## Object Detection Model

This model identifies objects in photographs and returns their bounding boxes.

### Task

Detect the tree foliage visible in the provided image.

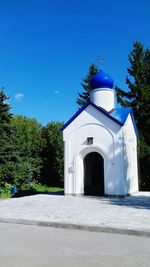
[116,41,150,190]
[0,99,64,190]
[76,63,98,106]
[0,90,15,184]
[41,122,64,187]
[11,115,43,189]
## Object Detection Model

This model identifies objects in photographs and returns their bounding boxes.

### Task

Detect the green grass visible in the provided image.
[33,184,63,193]
[0,184,64,199]
[0,192,12,199]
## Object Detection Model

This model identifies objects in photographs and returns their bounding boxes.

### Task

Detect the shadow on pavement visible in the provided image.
[107,195,150,210]
[12,190,64,198]
[84,194,150,210]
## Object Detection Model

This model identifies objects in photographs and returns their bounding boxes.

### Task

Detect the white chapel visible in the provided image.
[60,69,139,197]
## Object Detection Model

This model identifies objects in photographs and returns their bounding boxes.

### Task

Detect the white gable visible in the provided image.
[63,104,121,141]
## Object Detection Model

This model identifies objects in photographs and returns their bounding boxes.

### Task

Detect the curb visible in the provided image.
[0,218,150,238]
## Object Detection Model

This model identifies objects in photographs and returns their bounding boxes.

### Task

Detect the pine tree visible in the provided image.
[0,89,15,184]
[116,41,150,190]
[76,64,98,106]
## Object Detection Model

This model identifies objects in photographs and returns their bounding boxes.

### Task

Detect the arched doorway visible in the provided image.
[84,152,104,196]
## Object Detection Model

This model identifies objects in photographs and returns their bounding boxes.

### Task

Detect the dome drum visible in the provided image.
[89,69,115,112]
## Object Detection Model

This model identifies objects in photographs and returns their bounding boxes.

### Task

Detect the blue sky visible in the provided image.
[0,0,150,125]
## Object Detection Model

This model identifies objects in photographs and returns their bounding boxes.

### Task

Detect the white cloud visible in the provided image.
[53,90,60,95]
[14,93,24,101]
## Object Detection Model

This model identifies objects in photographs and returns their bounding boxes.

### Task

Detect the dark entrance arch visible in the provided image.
[84,152,104,196]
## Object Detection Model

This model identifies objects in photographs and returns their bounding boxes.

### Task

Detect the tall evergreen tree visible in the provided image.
[116,41,150,190]
[0,89,15,184]
[76,64,98,106]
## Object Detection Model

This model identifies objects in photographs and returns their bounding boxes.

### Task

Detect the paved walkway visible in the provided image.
[0,192,150,235]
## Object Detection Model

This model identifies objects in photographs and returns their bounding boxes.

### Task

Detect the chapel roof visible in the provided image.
[60,101,138,137]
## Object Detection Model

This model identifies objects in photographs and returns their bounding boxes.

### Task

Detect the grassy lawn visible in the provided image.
[0,191,11,199]
[0,185,64,199]
[33,184,63,193]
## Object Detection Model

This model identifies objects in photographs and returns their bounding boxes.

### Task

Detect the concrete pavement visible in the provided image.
[0,222,150,267]
[0,192,150,236]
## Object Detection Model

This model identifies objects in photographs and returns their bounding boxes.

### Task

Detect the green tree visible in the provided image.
[116,41,150,190]
[11,115,43,187]
[76,63,98,106]
[41,122,64,187]
[0,89,16,184]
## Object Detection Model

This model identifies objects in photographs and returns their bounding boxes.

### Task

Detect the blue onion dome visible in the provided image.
[90,69,114,89]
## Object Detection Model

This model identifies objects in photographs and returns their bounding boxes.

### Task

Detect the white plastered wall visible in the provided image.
[63,105,127,196]
[122,114,139,194]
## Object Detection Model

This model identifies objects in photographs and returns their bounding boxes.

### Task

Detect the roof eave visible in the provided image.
[60,101,124,132]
